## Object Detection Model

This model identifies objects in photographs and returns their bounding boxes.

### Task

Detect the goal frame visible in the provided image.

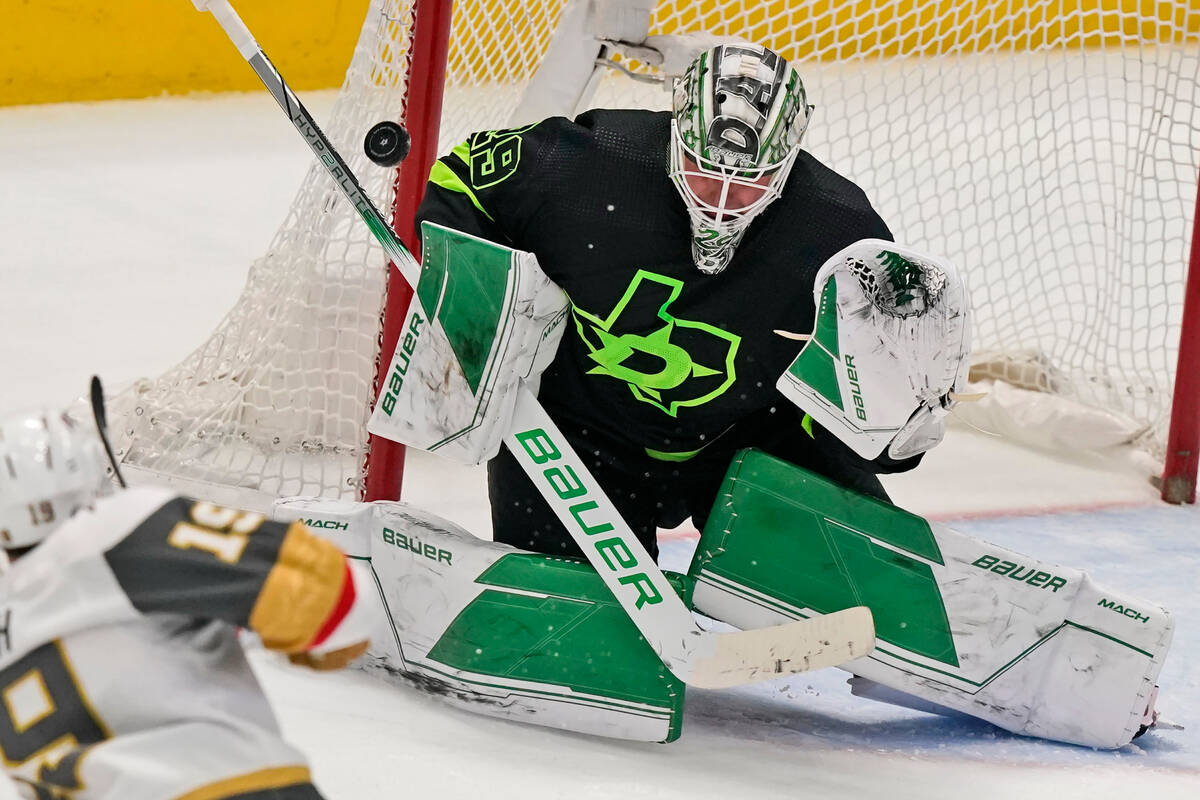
[361,0,453,502]
[1162,169,1200,504]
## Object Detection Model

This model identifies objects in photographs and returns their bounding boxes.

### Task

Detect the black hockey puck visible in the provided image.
[364,121,411,167]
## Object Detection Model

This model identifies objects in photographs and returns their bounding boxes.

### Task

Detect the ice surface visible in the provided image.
[0,94,1195,799]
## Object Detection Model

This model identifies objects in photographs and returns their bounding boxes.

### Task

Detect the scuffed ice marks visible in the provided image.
[364,655,513,709]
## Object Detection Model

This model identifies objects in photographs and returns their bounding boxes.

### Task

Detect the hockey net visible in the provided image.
[110,0,1200,510]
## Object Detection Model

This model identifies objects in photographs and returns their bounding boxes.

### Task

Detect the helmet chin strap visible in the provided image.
[90,375,126,489]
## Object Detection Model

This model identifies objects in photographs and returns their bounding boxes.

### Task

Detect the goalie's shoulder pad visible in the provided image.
[776,238,971,460]
[367,222,569,465]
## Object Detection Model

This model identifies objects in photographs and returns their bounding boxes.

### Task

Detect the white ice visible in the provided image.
[0,94,1196,799]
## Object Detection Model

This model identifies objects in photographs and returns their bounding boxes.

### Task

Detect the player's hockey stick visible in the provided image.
[190,0,875,689]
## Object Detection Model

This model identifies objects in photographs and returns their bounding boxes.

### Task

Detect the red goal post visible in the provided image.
[1163,174,1200,503]
[111,0,1200,510]
[361,0,453,502]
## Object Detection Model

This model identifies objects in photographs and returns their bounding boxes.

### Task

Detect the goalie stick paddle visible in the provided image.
[189,0,876,688]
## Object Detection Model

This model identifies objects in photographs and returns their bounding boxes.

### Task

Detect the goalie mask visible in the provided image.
[669,44,813,275]
[0,408,111,550]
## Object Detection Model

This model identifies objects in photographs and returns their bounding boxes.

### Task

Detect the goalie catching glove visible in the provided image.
[777,239,971,460]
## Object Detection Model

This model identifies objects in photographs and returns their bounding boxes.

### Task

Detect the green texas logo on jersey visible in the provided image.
[572,270,740,417]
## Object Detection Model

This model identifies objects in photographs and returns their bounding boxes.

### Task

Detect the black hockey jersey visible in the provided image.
[418,109,893,461]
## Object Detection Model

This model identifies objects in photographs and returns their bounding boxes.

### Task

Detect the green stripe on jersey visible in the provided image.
[429,144,494,221]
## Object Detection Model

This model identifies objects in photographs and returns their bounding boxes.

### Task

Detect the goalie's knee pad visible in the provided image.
[777,239,971,460]
[272,496,686,743]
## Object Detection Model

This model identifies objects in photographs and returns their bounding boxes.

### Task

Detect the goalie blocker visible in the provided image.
[367,221,569,464]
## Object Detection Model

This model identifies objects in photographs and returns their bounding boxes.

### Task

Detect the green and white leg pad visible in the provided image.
[273,497,685,742]
[367,221,570,465]
[777,239,971,460]
[688,450,1173,749]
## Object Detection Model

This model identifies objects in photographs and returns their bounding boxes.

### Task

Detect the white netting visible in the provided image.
[111,1,420,508]
[113,0,1199,509]
[111,0,572,509]
[592,0,1200,460]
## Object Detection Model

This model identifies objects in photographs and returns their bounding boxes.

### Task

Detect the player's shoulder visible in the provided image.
[18,486,178,566]
[448,110,667,188]
[517,109,669,161]
[571,108,671,154]
[788,150,879,212]
[3,488,229,593]
[788,151,870,198]
[787,149,873,201]
[572,107,671,134]
[0,487,182,658]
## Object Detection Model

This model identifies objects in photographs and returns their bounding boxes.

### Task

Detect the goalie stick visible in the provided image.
[189,0,875,689]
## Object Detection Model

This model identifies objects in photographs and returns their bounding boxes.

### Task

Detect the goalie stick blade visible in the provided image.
[686,606,876,689]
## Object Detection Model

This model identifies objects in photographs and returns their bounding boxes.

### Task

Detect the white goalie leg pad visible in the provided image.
[777,239,971,460]
[367,221,570,465]
[687,451,1174,749]
[848,539,1174,749]
[272,497,685,742]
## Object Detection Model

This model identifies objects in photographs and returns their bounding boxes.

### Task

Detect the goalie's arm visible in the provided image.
[417,122,560,251]
[419,148,515,247]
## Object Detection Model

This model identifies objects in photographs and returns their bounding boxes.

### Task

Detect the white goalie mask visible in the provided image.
[0,408,111,551]
[669,44,813,275]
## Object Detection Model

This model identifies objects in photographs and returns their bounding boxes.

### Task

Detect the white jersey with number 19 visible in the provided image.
[0,486,366,800]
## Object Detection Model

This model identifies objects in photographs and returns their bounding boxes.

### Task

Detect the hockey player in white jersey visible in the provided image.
[0,384,378,799]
